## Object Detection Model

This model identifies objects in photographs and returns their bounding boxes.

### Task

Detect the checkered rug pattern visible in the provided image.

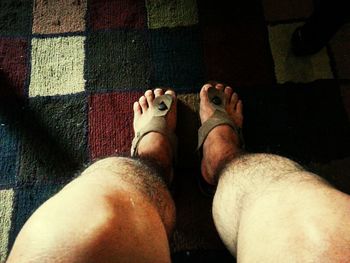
[1,0,350,261]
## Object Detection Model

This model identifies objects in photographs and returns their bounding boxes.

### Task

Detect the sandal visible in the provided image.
[197,86,245,196]
[131,93,177,183]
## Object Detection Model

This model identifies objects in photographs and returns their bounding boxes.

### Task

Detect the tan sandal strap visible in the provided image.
[197,110,239,150]
[131,116,177,157]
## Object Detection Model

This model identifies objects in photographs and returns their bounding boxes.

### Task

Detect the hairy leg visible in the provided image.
[7,89,177,263]
[7,157,175,263]
[213,154,350,262]
[199,82,350,261]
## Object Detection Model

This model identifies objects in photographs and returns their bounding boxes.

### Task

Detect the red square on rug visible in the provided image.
[0,38,28,97]
[88,92,142,160]
[89,0,146,30]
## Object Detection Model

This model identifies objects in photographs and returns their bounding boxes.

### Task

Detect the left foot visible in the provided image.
[199,82,244,185]
[132,89,177,179]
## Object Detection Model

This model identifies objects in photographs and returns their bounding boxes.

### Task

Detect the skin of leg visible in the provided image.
[198,82,350,261]
[7,157,175,263]
[212,153,350,262]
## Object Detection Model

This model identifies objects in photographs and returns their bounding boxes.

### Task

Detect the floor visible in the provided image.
[0,0,349,262]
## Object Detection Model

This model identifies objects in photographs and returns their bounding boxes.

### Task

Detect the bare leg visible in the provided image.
[199,83,350,262]
[7,89,177,263]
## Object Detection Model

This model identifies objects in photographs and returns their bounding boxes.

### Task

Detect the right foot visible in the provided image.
[199,82,244,185]
[133,88,177,182]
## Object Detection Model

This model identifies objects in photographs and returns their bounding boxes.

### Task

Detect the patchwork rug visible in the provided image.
[1,0,350,262]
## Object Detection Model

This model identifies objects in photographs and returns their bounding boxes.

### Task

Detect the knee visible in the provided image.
[79,156,176,235]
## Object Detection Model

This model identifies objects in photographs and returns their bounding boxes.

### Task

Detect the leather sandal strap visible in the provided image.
[131,117,177,158]
[197,110,240,150]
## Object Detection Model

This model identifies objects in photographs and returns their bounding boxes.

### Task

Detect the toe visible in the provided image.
[224,86,233,104]
[202,83,213,90]
[139,96,148,112]
[237,100,243,115]
[208,80,217,86]
[215,83,224,91]
[133,101,142,117]
[145,90,154,106]
[200,83,213,102]
[230,92,239,107]
[154,88,164,97]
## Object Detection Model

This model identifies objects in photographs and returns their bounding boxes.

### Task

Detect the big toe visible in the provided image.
[200,83,213,103]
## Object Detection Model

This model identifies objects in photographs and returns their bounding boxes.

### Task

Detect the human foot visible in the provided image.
[199,82,244,185]
[132,88,177,182]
